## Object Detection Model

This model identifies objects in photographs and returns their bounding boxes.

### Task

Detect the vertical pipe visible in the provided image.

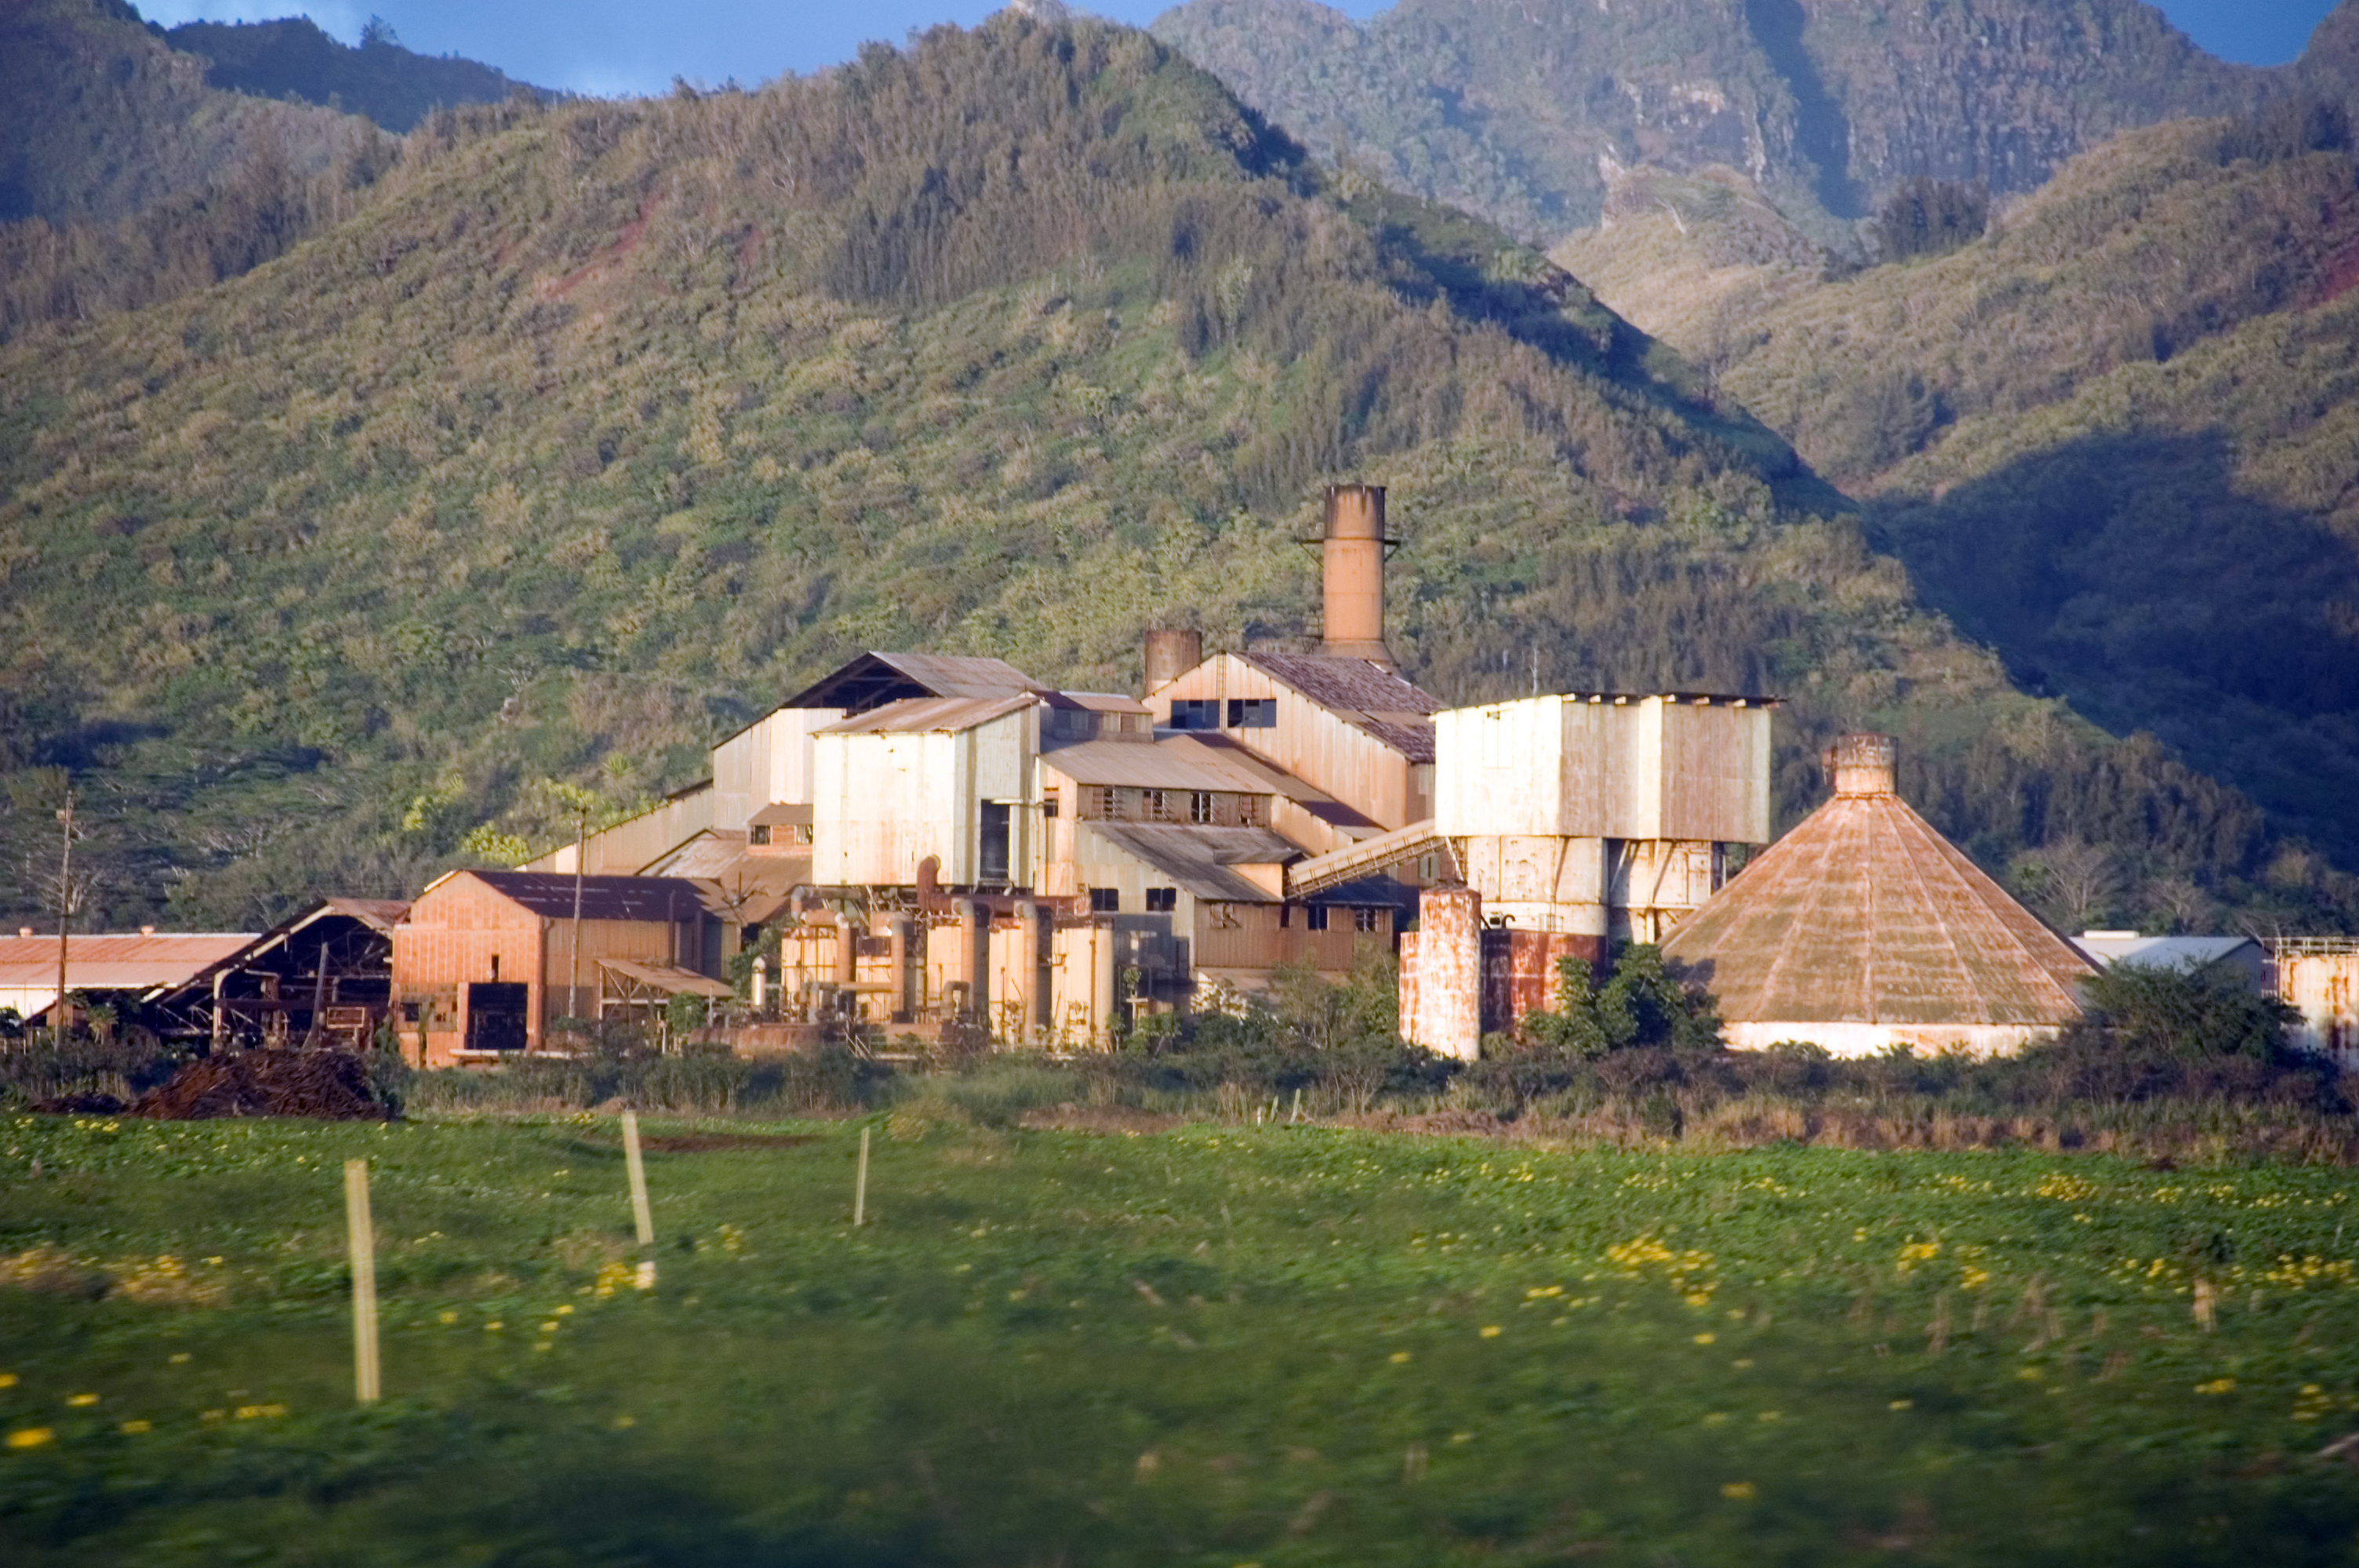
[964,899,992,1030]
[1022,902,1053,1040]
[853,1127,871,1227]
[52,787,71,1040]
[568,806,587,1022]
[344,1160,380,1404]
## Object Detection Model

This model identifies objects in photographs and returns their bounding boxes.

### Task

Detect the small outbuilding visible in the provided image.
[2070,932,2272,991]
[1659,734,2097,1057]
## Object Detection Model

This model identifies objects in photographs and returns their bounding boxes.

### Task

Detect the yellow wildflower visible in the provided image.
[118,1421,151,1435]
[1722,1483,1756,1499]
[1479,1325,1502,1338]
[65,1394,97,1407]
[7,1427,53,1450]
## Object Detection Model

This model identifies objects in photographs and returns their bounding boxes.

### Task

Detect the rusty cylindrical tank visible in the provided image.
[1143,628,1202,693]
[1320,483,1396,670]
[1825,733,1898,797]
[1405,886,1482,1061]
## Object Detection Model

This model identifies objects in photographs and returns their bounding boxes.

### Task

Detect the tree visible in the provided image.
[1872,177,1988,263]
[2060,959,2296,1063]
[1518,946,1721,1056]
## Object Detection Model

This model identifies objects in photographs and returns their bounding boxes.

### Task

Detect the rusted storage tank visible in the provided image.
[2273,940,2359,1074]
[1401,886,1482,1059]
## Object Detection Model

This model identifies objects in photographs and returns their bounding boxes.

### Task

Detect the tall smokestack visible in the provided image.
[1142,628,1201,693]
[1318,482,1396,670]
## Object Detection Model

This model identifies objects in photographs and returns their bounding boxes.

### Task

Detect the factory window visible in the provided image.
[1238,796,1263,826]
[1278,903,1290,928]
[1144,789,1173,822]
[1419,854,1438,881]
[1090,888,1120,913]
[1190,791,1213,824]
[1304,906,1329,931]
[1170,699,1219,730]
[1042,789,1060,820]
[1227,698,1276,728]
[791,824,813,844]
[750,824,771,845]
[1354,907,1379,932]
[1146,887,1177,913]
[1089,786,1117,818]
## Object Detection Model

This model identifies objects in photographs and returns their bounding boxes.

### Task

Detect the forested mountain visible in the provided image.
[0,0,358,226]
[1557,108,2359,891]
[1148,0,2353,245]
[0,0,398,343]
[0,15,2289,939]
[167,15,551,135]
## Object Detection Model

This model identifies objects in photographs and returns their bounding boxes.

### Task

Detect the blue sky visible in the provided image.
[135,0,2346,98]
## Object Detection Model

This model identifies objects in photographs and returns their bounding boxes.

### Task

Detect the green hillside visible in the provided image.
[1150,0,2314,246]
[1558,111,2359,891]
[0,17,2294,938]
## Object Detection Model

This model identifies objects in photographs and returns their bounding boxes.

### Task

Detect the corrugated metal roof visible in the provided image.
[777,652,1045,713]
[317,898,412,933]
[1180,732,1380,828]
[1239,652,1440,762]
[0,932,258,995]
[1041,735,1274,792]
[812,693,1037,735]
[2072,935,2268,973]
[598,959,735,998]
[455,872,717,923]
[1056,691,1151,713]
[1661,789,2096,1028]
[1085,823,1299,904]
[746,802,812,826]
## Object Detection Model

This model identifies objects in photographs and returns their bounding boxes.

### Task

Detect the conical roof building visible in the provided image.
[1661,735,2095,1056]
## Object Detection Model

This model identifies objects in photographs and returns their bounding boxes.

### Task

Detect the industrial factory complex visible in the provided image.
[8,485,2358,1074]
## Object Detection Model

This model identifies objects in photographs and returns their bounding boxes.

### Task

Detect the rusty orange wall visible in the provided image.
[1194,903,1393,972]
[1481,930,1604,1036]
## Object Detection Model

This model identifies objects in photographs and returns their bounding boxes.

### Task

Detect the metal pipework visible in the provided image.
[1315,483,1398,670]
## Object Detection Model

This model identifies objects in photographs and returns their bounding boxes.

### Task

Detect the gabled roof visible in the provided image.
[1084,823,1300,904]
[431,871,717,923]
[1662,775,2095,1028]
[813,693,1038,736]
[1239,651,1441,762]
[778,652,1044,715]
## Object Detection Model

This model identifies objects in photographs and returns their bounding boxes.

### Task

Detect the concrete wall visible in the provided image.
[1721,1020,2055,1059]
[1435,695,1769,844]
[1400,886,1482,1059]
[813,708,1036,887]
[2276,950,2359,1074]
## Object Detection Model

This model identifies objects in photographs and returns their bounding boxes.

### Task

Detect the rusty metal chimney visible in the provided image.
[1825,733,1898,797]
[1315,483,1398,670]
[1142,628,1201,693]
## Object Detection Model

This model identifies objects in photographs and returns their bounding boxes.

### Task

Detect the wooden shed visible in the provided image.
[391,871,729,1066]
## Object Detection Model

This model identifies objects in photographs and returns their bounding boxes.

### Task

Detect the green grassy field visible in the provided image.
[2,1110,2356,1565]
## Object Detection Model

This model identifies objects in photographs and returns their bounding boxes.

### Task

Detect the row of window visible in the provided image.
[1052,786,1264,826]
[1168,698,1277,730]
[1085,887,1379,929]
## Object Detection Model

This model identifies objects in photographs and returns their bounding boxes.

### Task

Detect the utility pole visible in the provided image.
[568,798,589,1025]
[52,786,73,1041]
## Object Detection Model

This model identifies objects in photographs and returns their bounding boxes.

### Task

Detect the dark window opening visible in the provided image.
[1227,698,1276,728]
[1305,906,1329,931]
[1354,907,1379,932]
[1146,887,1177,913]
[1090,887,1120,913]
[1144,789,1172,822]
[465,982,529,1051]
[750,824,771,845]
[1170,699,1220,730]
[489,953,500,982]
[1190,791,1213,824]
[1042,789,1060,819]
[980,801,1011,882]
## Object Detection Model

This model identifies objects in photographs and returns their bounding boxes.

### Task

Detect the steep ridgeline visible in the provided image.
[1148,0,2356,245]
[0,0,361,225]
[0,0,398,343]
[0,19,2278,938]
[1559,112,2359,909]
[168,16,554,135]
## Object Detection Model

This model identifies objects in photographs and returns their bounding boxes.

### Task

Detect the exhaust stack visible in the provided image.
[1142,628,1202,693]
[1318,482,1398,670]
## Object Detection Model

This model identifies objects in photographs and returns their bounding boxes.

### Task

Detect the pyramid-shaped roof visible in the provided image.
[1662,736,2095,1027]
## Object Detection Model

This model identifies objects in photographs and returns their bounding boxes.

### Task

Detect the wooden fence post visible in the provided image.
[622,1109,656,1287]
[854,1126,871,1227]
[344,1159,380,1404]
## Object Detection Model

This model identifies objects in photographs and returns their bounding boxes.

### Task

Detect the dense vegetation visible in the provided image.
[4,1109,2358,1562]
[0,14,2317,943]
[1556,109,2359,923]
[1149,0,2311,246]
[166,14,546,136]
